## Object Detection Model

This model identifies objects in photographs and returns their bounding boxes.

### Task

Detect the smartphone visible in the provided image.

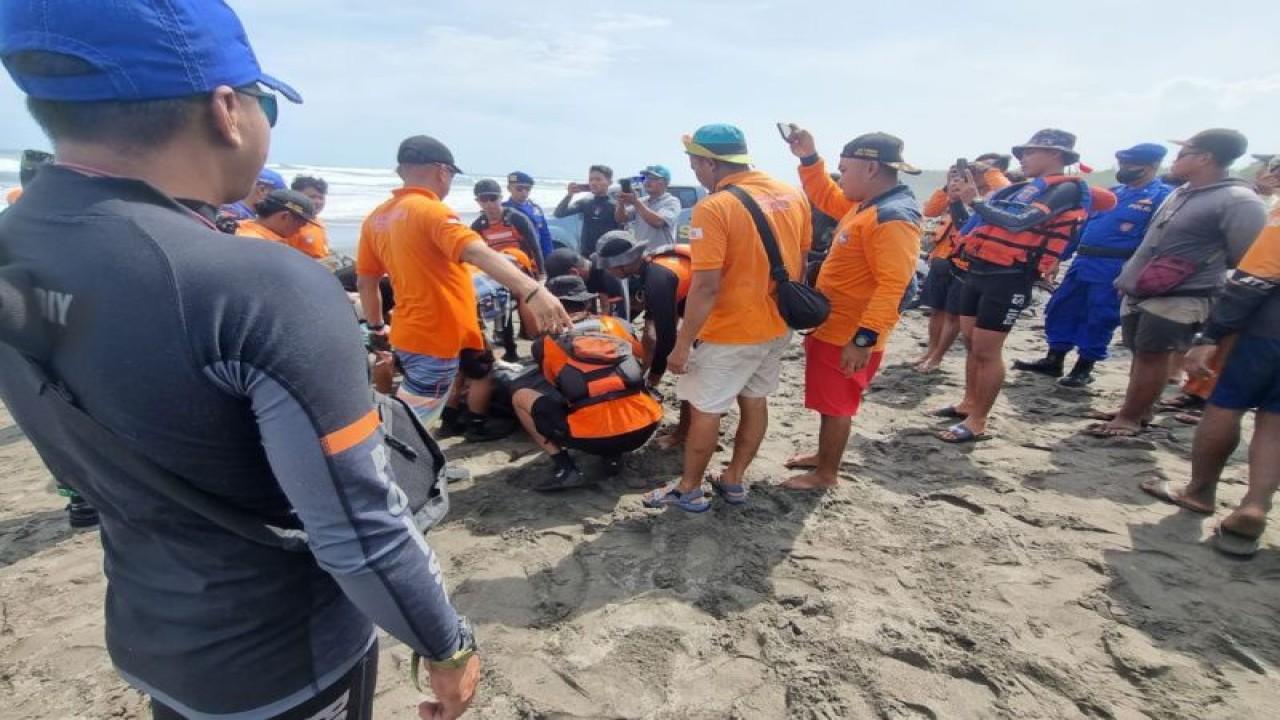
[777,122,797,142]
[620,178,632,194]
[955,158,968,176]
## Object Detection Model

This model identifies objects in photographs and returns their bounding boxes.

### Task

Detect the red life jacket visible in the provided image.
[959,176,1089,274]
[648,245,692,301]
[541,317,646,410]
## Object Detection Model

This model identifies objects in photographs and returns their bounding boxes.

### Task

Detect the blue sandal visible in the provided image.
[642,481,710,513]
[707,473,747,505]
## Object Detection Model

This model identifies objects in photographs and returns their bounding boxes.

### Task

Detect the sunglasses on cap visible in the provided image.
[236,84,278,128]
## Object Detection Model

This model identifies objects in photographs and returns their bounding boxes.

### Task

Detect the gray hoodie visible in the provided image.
[1114,177,1267,297]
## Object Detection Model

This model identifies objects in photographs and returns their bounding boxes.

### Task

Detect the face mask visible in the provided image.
[1115,167,1146,184]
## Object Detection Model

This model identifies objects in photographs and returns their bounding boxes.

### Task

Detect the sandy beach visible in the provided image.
[3,302,1279,720]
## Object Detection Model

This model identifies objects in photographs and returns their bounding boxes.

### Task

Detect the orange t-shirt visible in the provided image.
[687,170,812,344]
[799,161,922,349]
[355,187,483,357]
[287,220,331,259]
[235,219,287,243]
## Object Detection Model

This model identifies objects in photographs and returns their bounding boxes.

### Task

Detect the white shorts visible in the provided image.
[677,333,791,414]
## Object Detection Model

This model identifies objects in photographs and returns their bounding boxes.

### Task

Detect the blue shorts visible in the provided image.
[1209,334,1280,414]
[395,351,460,425]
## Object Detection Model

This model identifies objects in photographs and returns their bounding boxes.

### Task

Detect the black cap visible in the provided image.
[594,231,645,270]
[547,275,595,303]
[258,189,318,224]
[841,132,921,175]
[473,178,502,198]
[397,135,462,174]
[1170,129,1248,166]
[545,248,585,278]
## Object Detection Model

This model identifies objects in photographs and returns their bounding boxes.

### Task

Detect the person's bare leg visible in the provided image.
[1168,351,1186,385]
[1140,403,1242,512]
[783,413,851,489]
[940,316,978,414]
[677,406,723,494]
[512,389,561,455]
[466,375,495,415]
[1220,411,1280,538]
[655,401,691,449]
[719,395,769,488]
[916,311,945,366]
[932,312,961,366]
[942,327,1007,437]
[1100,350,1171,434]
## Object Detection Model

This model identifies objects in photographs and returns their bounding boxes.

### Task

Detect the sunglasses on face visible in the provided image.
[1174,150,1207,161]
[235,85,278,127]
[477,195,500,202]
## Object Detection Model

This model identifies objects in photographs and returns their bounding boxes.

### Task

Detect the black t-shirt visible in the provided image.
[634,261,682,377]
[556,194,622,257]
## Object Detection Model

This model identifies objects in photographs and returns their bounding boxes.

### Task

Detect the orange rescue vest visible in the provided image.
[648,245,692,301]
[542,317,646,409]
[959,176,1089,275]
[479,211,535,274]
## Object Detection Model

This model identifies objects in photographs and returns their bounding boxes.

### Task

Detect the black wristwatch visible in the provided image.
[1191,334,1219,347]
[852,329,878,348]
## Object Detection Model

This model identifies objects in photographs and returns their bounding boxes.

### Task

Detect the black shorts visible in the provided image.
[531,395,658,455]
[943,267,969,315]
[956,267,1034,332]
[153,641,378,719]
[1121,310,1199,353]
[918,258,956,310]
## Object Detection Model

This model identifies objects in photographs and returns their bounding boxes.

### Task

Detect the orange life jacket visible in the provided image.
[648,245,692,301]
[959,176,1089,275]
[541,317,645,409]
[479,211,536,275]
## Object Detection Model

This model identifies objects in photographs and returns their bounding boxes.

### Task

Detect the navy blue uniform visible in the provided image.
[503,197,554,259]
[1045,179,1173,360]
[0,167,461,718]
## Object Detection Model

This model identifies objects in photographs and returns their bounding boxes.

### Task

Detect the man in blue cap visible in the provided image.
[219,166,287,225]
[503,170,555,258]
[0,2,479,718]
[1015,143,1174,386]
[616,164,683,252]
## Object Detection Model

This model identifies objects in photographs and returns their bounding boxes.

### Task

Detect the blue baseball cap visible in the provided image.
[0,0,301,104]
[507,171,535,186]
[639,165,672,182]
[256,168,286,190]
[1115,143,1167,166]
[683,124,752,164]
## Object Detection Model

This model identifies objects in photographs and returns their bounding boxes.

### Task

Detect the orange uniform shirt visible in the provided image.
[687,170,812,344]
[287,220,331,259]
[235,219,287,243]
[5,187,21,205]
[355,187,483,357]
[799,161,921,349]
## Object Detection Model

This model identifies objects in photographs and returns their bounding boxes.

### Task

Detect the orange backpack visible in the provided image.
[541,319,645,409]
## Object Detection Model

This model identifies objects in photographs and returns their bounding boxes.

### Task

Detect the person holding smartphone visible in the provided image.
[615,165,682,252]
[554,164,623,257]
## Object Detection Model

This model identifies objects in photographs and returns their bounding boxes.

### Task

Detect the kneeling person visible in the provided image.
[512,276,663,490]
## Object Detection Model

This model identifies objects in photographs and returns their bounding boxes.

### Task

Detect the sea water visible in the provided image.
[0,151,578,256]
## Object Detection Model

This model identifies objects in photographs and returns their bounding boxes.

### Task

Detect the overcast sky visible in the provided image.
[2,0,1277,183]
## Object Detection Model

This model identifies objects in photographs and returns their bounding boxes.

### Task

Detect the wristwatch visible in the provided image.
[852,330,878,348]
[429,616,478,669]
[1190,334,1219,347]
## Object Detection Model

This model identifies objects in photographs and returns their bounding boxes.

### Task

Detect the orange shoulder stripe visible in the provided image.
[321,410,380,456]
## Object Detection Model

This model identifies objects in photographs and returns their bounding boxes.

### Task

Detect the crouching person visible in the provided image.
[512,276,663,490]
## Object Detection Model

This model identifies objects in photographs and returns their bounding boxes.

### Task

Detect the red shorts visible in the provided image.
[803,336,884,417]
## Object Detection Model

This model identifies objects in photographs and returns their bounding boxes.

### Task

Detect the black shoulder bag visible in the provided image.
[723,185,831,331]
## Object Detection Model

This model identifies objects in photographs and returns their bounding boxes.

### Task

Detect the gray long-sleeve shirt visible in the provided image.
[1114,177,1268,297]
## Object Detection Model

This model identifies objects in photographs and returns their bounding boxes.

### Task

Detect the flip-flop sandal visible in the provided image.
[1138,479,1214,515]
[1213,525,1261,558]
[930,405,969,420]
[1084,422,1145,438]
[783,455,819,470]
[1173,411,1202,425]
[1157,394,1206,411]
[937,423,989,444]
[641,481,710,513]
[707,473,747,505]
